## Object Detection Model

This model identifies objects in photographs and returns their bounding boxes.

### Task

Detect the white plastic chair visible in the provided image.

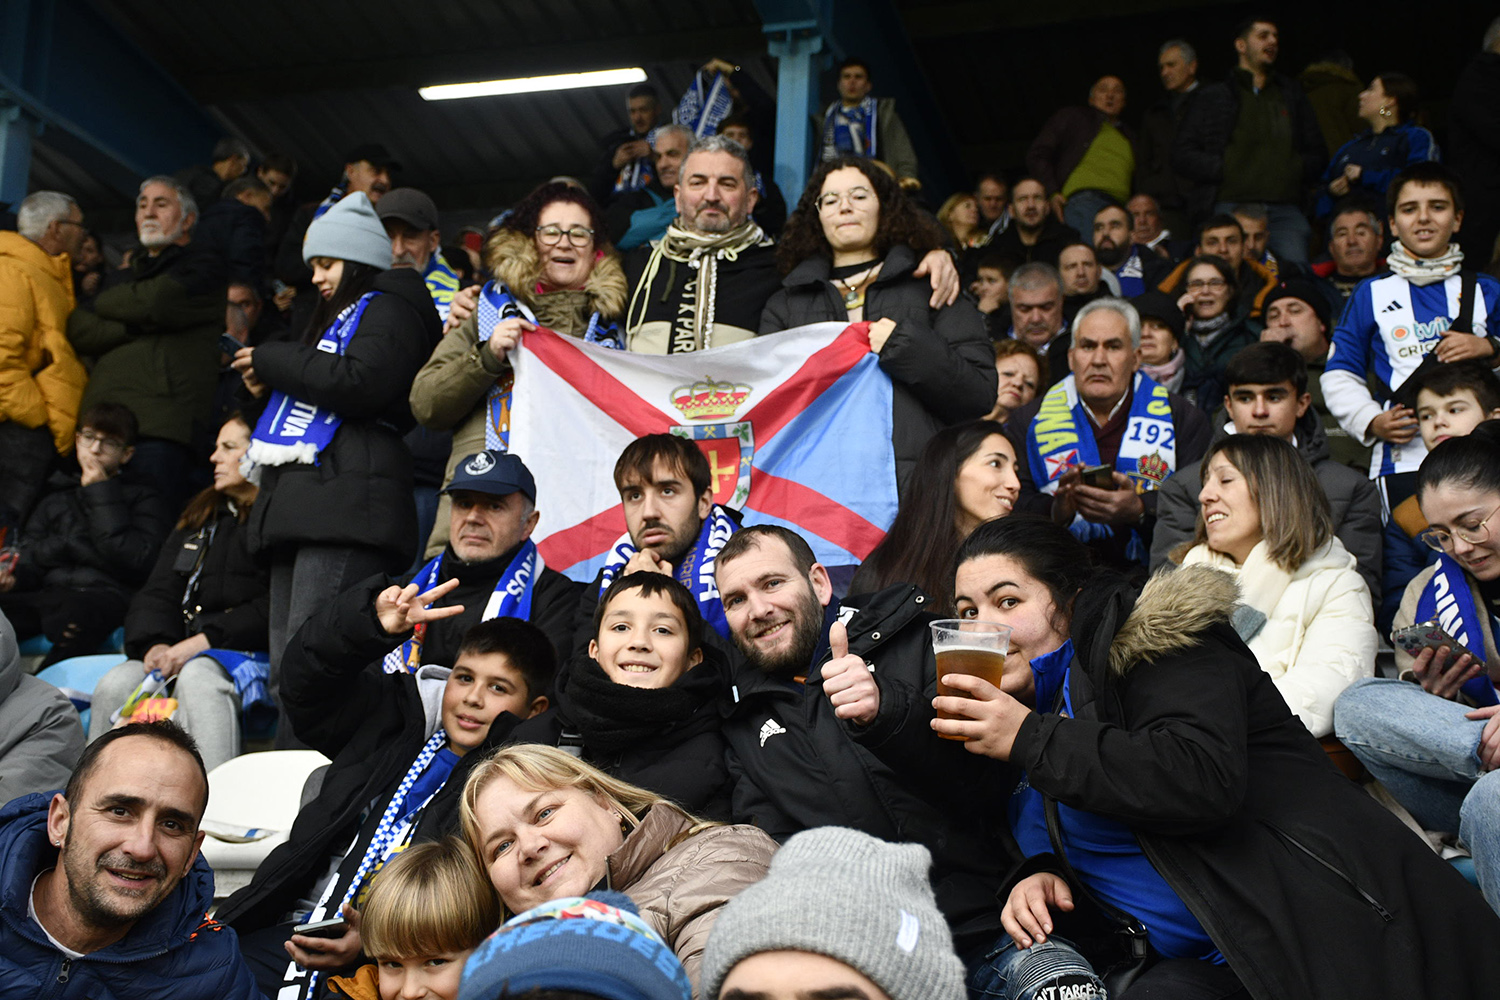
[200,750,330,899]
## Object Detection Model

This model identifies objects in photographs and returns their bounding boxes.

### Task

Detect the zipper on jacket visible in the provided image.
[1272,825,1394,922]
[56,957,70,983]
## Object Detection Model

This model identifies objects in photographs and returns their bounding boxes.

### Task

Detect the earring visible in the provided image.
[1379,105,1393,119]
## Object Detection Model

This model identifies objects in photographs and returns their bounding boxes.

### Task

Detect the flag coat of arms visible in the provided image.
[509,321,898,582]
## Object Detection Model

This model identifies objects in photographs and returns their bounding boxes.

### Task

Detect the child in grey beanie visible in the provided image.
[700,827,966,1000]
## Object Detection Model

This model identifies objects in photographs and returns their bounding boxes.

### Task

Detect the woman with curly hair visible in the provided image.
[410,181,627,556]
[761,156,996,490]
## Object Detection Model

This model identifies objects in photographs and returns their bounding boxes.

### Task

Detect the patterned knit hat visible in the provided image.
[458,892,691,1000]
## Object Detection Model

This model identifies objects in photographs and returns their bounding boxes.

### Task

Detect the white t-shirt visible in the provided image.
[29,871,86,960]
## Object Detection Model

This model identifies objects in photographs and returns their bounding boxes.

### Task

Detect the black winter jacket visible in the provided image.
[760,245,997,493]
[505,645,732,819]
[16,471,170,597]
[724,583,1018,950]
[124,499,270,657]
[396,542,583,667]
[1008,565,1500,999]
[246,267,440,568]
[1172,70,1326,223]
[215,576,520,933]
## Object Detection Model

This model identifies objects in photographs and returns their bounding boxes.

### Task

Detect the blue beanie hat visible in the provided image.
[458,892,692,1000]
[302,191,392,269]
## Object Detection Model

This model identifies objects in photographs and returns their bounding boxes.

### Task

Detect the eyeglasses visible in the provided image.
[536,225,595,247]
[78,428,127,452]
[1186,278,1228,291]
[817,187,875,212]
[1418,503,1500,553]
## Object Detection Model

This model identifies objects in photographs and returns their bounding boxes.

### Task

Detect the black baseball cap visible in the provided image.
[375,187,439,232]
[444,451,536,503]
[344,142,402,171]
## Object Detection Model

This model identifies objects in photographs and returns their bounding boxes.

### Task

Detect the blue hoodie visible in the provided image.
[0,790,264,1000]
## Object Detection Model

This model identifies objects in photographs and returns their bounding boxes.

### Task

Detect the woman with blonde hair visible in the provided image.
[460,743,775,996]
[937,191,985,249]
[1173,433,1375,736]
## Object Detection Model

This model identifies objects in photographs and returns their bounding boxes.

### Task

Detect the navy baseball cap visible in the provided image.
[444,451,536,503]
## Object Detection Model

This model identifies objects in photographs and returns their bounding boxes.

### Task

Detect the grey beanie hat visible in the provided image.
[302,191,393,269]
[701,828,966,1000]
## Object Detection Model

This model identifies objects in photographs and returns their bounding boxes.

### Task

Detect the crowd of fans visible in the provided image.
[5,12,1500,1000]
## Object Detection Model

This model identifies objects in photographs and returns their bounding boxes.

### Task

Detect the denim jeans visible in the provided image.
[1064,190,1116,244]
[1334,676,1500,912]
[1212,201,1312,266]
[966,935,1105,1000]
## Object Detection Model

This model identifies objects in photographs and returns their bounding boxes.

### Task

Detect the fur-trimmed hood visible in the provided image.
[484,227,628,320]
[1108,565,1240,674]
[1072,564,1241,679]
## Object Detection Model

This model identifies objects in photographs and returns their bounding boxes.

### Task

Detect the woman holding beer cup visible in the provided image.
[1171,434,1375,737]
[937,515,1500,999]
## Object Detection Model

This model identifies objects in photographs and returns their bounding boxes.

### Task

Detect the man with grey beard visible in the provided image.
[67,176,228,510]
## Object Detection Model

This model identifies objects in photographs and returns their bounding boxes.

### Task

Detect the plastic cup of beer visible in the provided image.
[930,619,1011,740]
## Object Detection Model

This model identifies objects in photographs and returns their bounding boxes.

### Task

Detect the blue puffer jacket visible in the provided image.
[0,791,264,1000]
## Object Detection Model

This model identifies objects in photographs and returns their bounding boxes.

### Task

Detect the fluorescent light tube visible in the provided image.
[419,67,648,100]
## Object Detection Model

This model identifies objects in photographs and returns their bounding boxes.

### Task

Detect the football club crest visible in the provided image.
[1134,451,1170,487]
[670,376,752,421]
[465,451,497,475]
[670,422,753,507]
[1043,448,1080,481]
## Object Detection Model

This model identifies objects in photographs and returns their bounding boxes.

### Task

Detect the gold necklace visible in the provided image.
[832,264,880,308]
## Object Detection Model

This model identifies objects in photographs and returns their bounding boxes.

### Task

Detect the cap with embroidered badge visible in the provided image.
[443,451,536,503]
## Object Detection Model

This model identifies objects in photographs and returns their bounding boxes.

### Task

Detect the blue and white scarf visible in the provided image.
[1024,372,1177,562]
[424,252,461,324]
[675,71,734,138]
[204,649,272,714]
[1413,554,1500,706]
[304,730,452,997]
[597,504,737,639]
[613,129,657,195]
[1113,246,1146,297]
[476,281,622,451]
[382,539,544,674]
[821,97,879,160]
[242,292,380,483]
[311,183,347,221]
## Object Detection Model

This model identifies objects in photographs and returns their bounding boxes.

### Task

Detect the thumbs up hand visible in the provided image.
[821,621,880,726]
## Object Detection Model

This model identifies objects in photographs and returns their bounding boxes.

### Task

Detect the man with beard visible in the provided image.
[986,177,1079,267]
[573,433,742,648]
[0,720,261,997]
[66,176,227,510]
[713,524,1017,967]
[377,187,461,323]
[1093,202,1157,296]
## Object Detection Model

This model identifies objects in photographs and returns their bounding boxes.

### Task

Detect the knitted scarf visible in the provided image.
[1187,311,1233,345]
[1140,347,1185,388]
[1387,242,1465,286]
[625,219,771,351]
[559,656,720,756]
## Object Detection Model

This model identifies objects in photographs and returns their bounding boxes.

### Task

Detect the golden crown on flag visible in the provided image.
[670,376,752,421]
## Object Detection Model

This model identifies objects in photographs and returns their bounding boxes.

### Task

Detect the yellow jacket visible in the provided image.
[0,231,87,451]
